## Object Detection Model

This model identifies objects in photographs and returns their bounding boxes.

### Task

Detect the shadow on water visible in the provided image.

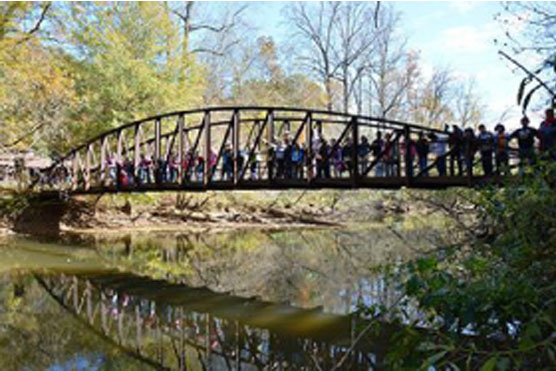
[0,226,441,370]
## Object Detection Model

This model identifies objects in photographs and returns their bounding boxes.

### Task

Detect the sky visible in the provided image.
[238,1,538,130]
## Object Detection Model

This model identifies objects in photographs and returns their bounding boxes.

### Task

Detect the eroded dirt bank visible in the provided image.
[61,191,390,233]
[2,189,422,236]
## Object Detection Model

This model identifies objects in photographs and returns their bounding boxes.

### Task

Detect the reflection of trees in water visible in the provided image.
[0,274,146,370]
[37,272,385,370]
[92,228,437,314]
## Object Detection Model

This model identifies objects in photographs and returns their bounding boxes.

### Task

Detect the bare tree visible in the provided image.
[362,4,420,119]
[453,78,484,129]
[496,2,556,107]
[170,2,250,104]
[333,2,380,112]
[286,2,380,112]
[287,2,340,110]
[410,66,455,129]
[170,1,248,56]
[497,2,556,57]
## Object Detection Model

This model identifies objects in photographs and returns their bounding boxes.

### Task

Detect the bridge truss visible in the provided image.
[35,106,512,195]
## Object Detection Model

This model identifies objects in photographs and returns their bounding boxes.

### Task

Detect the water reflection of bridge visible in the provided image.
[38,271,394,370]
[92,230,413,315]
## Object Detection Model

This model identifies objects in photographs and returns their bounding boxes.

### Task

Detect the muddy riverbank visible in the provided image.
[2,189,422,236]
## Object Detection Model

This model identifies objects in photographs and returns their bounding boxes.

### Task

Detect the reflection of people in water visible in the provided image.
[13,283,25,297]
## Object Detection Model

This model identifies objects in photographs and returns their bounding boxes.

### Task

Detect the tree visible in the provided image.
[0,2,51,46]
[228,36,327,108]
[0,2,75,153]
[333,2,380,113]
[371,163,556,369]
[453,78,484,129]
[408,66,455,129]
[52,2,205,152]
[170,1,247,57]
[286,2,380,112]
[497,2,556,111]
[362,5,419,119]
[170,2,249,105]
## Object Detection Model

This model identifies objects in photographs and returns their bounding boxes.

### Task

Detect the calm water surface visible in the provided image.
[0,224,441,370]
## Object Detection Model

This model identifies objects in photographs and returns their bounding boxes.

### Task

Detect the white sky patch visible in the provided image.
[450,1,477,14]
[436,23,499,54]
[419,60,435,81]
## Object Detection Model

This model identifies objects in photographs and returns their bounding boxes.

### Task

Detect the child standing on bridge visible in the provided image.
[494,124,509,175]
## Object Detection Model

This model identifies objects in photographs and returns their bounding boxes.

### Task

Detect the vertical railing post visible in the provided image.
[233,110,240,184]
[306,118,314,181]
[352,117,359,185]
[404,125,412,186]
[203,111,211,186]
[71,153,78,190]
[134,123,141,186]
[178,115,184,185]
[154,119,161,184]
[266,110,275,182]
[100,136,107,186]
[86,144,92,190]
[116,130,123,190]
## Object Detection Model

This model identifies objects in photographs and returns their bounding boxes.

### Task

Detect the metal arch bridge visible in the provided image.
[35,106,504,195]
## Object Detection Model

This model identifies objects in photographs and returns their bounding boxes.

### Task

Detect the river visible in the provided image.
[0,223,442,370]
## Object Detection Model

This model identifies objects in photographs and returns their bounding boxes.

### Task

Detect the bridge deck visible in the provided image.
[38,175,513,197]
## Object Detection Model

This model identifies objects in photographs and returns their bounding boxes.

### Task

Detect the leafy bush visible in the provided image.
[373,162,556,370]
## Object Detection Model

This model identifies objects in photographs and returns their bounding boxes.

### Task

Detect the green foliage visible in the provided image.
[0,2,206,154]
[56,2,205,152]
[380,163,556,370]
[0,189,30,220]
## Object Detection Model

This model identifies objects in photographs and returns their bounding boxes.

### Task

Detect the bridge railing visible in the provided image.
[32,107,524,193]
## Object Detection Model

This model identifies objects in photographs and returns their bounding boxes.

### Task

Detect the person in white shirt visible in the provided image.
[429,133,447,176]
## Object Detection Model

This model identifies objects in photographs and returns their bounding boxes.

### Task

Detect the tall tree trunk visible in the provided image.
[325,77,333,111]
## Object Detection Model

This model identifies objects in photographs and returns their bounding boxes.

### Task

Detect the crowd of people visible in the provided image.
[47,108,555,189]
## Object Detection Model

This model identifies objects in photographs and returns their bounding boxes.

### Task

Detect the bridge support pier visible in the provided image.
[13,195,67,236]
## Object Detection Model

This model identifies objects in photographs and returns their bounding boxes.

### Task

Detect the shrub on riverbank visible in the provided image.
[374,163,556,370]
